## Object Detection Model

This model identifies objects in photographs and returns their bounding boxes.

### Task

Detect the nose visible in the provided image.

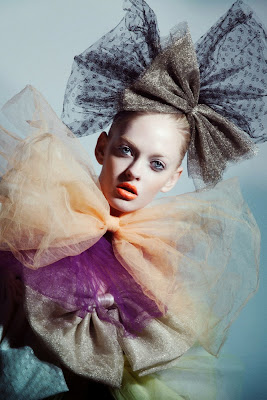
[125,159,142,181]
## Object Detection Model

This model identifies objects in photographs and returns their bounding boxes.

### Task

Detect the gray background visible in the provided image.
[0,1,266,398]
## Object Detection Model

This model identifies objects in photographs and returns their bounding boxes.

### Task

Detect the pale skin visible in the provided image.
[95,114,184,216]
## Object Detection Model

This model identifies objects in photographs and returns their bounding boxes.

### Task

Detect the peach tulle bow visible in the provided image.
[0,86,260,355]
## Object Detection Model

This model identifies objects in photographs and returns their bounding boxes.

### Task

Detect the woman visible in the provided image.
[0,0,265,398]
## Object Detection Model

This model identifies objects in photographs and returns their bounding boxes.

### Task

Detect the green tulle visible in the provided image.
[111,346,243,400]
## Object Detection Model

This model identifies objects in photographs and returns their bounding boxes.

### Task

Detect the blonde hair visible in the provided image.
[109,111,190,166]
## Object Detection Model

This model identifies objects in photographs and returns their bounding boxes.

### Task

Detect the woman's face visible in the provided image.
[95,114,183,215]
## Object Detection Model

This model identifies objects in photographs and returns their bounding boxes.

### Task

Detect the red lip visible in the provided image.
[118,182,138,195]
[116,182,138,200]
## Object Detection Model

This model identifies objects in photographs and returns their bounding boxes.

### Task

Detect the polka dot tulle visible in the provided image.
[62,0,160,136]
[62,0,266,143]
[196,0,267,144]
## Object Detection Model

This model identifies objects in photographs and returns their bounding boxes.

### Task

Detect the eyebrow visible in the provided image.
[116,137,137,150]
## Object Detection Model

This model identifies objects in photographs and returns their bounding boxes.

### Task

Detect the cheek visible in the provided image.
[140,176,167,202]
[149,173,171,192]
[110,155,132,177]
[101,154,115,178]
[101,155,127,183]
[145,169,177,197]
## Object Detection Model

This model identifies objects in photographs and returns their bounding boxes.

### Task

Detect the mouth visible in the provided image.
[116,182,138,200]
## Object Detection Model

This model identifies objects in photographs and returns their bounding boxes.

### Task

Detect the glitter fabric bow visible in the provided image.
[0,85,260,358]
[62,0,267,187]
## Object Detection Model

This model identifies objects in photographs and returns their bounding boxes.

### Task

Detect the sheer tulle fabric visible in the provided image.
[0,237,162,335]
[62,0,160,136]
[122,25,256,187]
[111,346,243,400]
[62,0,267,187]
[196,0,267,144]
[0,86,259,357]
[0,247,195,386]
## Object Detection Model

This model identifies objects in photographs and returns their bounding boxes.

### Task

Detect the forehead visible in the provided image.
[110,114,180,154]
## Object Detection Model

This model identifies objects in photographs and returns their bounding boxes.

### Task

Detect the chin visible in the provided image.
[109,198,140,216]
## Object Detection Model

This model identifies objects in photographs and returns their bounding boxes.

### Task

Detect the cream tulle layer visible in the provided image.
[0,86,260,356]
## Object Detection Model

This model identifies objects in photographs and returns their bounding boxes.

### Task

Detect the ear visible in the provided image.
[95,132,109,165]
[160,167,183,193]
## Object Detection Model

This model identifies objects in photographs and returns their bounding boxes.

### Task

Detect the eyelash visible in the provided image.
[151,160,165,171]
[117,145,165,171]
[118,145,133,156]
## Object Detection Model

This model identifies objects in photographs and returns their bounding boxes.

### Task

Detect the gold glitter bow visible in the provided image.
[62,0,266,187]
[122,27,256,187]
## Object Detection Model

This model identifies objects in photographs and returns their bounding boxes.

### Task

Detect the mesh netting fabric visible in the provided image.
[196,0,267,144]
[62,0,160,136]
[62,0,266,187]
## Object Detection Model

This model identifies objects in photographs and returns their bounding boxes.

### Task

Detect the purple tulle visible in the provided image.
[0,236,162,335]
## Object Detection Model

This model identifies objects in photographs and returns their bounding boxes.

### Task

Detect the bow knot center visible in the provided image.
[97,293,115,308]
[107,215,120,233]
[185,104,199,115]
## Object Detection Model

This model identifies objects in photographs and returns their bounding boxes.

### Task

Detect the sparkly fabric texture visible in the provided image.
[24,287,194,386]
[25,287,124,387]
[119,312,195,376]
[62,0,266,187]
[0,86,260,359]
[122,26,257,187]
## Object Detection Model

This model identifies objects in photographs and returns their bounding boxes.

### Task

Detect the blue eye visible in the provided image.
[118,145,132,156]
[151,160,165,171]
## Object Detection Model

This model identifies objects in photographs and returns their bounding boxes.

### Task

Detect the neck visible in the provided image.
[110,207,123,217]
